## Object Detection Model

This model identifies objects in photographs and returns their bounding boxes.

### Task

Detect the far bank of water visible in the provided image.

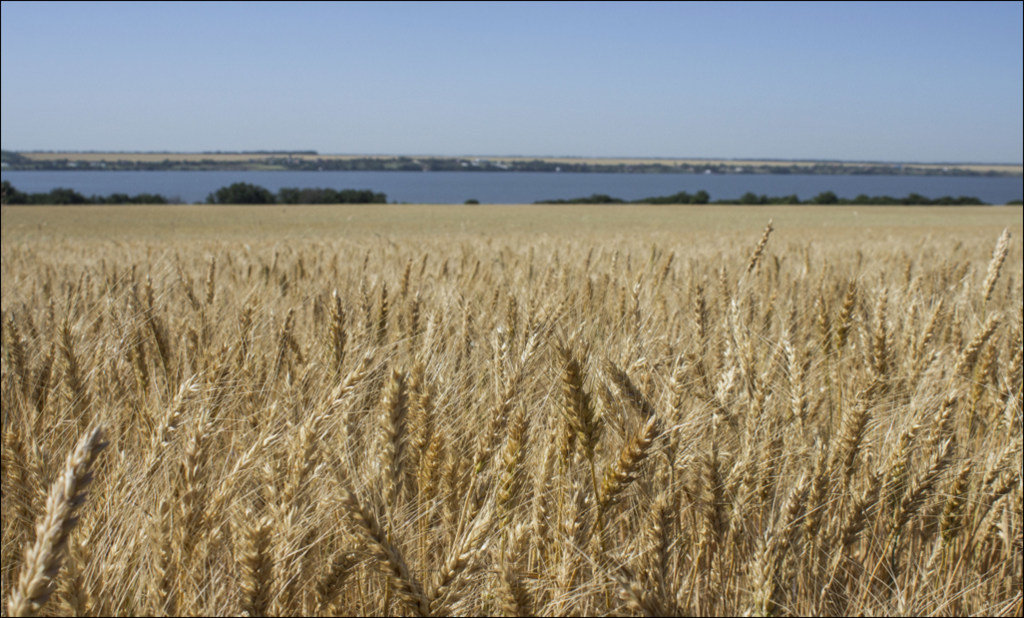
[2,170,1021,204]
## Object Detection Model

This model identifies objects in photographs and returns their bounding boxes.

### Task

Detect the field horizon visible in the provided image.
[4,204,1021,243]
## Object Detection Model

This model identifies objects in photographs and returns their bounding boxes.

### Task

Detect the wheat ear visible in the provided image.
[982,228,1010,302]
[337,486,429,617]
[746,219,774,274]
[8,426,106,618]
[238,511,273,618]
[599,414,659,511]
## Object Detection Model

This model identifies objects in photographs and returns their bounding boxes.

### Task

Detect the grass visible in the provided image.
[1,204,1021,616]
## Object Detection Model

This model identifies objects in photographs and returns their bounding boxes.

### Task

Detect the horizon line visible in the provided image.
[4,149,1022,167]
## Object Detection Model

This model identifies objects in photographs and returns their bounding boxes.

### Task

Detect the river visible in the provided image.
[2,170,1021,204]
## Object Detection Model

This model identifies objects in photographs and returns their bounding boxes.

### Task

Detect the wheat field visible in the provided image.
[1,205,1021,616]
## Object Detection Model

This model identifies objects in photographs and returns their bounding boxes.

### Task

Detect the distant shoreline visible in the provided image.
[3,151,1020,177]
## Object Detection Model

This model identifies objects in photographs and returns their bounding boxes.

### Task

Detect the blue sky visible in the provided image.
[2,1,1021,162]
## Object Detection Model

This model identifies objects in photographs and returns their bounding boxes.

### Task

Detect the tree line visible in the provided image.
[536,190,996,205]
[0,182,387,205]
[1,181,170,205]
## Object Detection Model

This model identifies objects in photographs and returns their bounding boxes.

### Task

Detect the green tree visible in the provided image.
[1,181,27,204]
[46,188,88,205]
[277,187,386,204]
[811,191,838,204]
[207,182,276,204]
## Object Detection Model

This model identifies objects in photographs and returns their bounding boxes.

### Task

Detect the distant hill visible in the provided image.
[3,150,1021,176]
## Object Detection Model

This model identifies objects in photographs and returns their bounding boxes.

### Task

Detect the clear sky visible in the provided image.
[2,1,1022,162]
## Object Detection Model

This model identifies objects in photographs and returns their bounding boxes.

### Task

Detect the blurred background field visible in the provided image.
[3,204,1020,244]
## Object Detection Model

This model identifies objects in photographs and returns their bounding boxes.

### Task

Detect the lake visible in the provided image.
[2,170,1021,204]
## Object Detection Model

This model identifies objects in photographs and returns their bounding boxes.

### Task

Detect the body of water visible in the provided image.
[2,170,1022,204]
